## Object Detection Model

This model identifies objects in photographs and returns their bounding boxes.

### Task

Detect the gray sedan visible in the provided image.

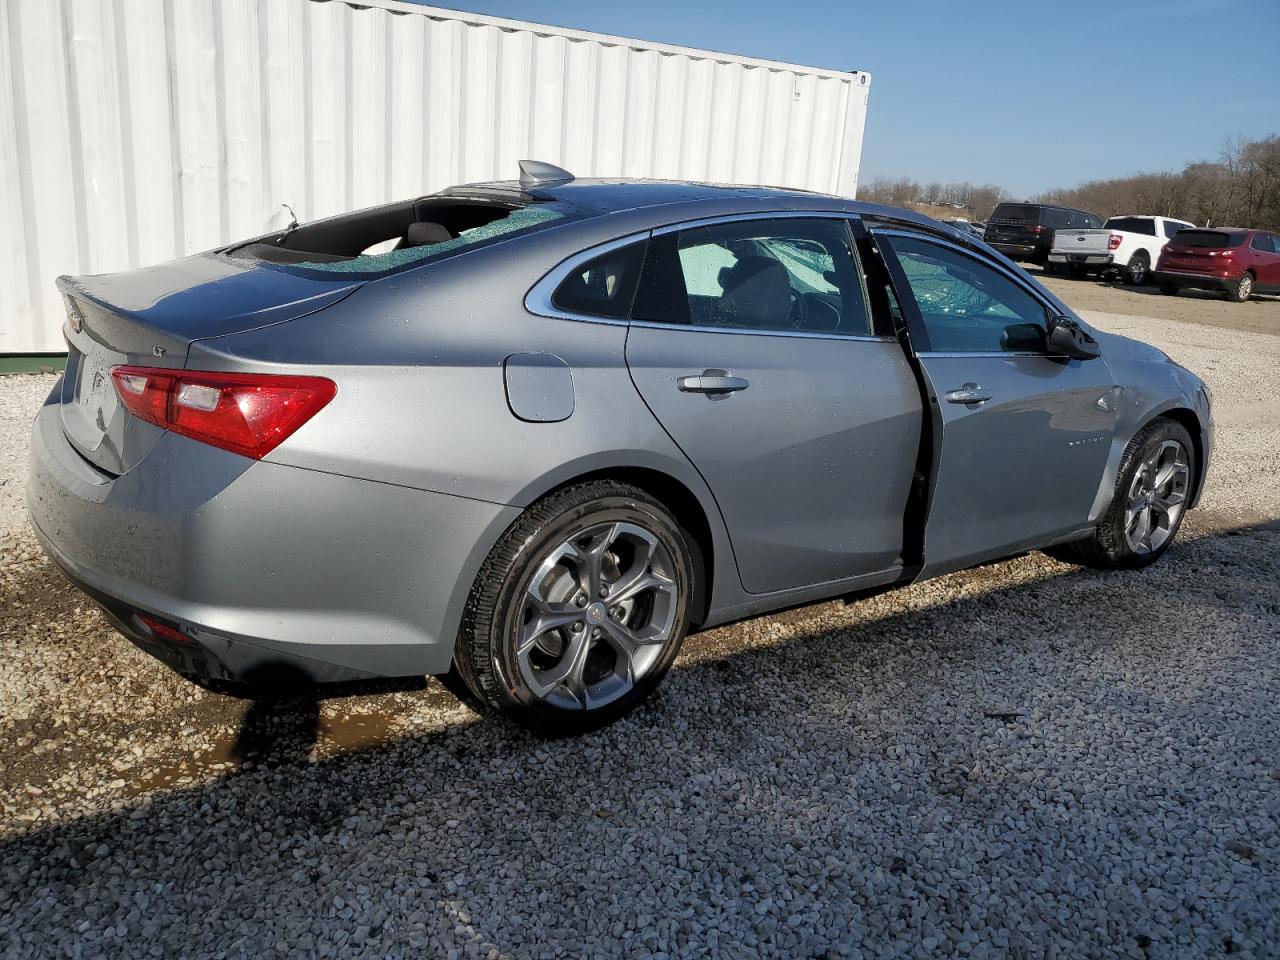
[28,162,1213,732]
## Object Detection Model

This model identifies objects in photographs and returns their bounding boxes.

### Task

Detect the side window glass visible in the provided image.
[551,241,646,319]
[886,235,1053,353]
[633,218,871,336]
[1250,232,1271,252]
[1163,221,1185,239]
[1045,208,1069,228]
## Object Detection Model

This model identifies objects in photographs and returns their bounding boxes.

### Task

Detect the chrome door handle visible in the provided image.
[944,383,992,405]
[677,369,750,395]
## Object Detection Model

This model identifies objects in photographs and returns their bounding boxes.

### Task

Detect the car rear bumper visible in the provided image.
[1049,253,1114,266]
[27,392,518,685]
[1154,269,1236,291]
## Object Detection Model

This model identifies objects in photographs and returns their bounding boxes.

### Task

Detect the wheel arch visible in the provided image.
[511,460,727,627]
[1156,407,1208,507]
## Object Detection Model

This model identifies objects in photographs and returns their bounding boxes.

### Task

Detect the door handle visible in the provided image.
[677,369,750,396]
[944,383,992,405]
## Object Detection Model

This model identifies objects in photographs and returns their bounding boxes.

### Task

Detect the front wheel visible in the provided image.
[1047,419,1195,569]
[454,481,697,734]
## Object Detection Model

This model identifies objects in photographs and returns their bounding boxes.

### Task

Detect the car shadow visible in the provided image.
[2,518,1278,954]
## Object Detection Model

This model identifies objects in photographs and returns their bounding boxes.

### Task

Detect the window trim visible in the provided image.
[525,232,650,326]
[872,227,1080,359]
[526,211,895,342]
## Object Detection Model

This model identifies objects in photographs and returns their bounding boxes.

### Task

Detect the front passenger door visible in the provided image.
[876,231,1120,576]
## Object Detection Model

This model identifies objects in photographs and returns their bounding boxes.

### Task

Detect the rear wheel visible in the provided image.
[1124,252,1151,286]
[1228,272,1254,302]
[454,481,696,734]
[1067,264,1088,280]
[1047,419,1194,569]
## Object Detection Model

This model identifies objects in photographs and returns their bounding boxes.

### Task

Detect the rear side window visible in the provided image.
[552,241,646,319]
[632,218,871,336]
[1250,232,1272,252]
[1175,231,1247,249]
[1044,208,1070,228]
[1105,217,1157,236]
[991,204,1040,223]
[1163,221,1189,239]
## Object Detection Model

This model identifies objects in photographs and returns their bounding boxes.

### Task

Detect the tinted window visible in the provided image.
[1162,221,1190,239]
[1044,208,1070,228]
[552,241,646,319]
[1175,231,1247,249]
[887,236,1052,353]
[632,218,871,336]
[1105,217,1157,236]
[1085,214,1103,228]
[991,204,1040,223]
[1250,232,1271,251]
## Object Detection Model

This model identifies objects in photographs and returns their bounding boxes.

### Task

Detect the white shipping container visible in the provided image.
[0,0,871,353]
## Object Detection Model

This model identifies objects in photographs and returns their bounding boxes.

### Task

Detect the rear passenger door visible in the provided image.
[875,229,1120,576]
[624,215,923,595]
[1252,233,1280,289]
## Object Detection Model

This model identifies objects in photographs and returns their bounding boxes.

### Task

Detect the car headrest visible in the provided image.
[405,221,453,246]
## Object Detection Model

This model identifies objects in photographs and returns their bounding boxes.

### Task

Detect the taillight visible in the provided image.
[1108,233,1122,251]
[1029,225,1044,234]
[110,366,336,460]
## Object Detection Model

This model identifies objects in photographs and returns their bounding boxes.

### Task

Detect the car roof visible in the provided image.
[444,176,950,231]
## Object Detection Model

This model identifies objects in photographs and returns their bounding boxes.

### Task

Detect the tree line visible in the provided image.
[859,134,1280,231]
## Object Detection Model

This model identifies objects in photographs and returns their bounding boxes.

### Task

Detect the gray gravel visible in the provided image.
[2,309,1279,959]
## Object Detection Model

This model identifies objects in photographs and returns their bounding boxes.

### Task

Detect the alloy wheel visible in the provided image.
[514,521,679,710]
[1123,440,1190,555]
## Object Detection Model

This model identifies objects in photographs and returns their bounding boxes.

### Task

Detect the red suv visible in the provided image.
[1155,228,1280,302]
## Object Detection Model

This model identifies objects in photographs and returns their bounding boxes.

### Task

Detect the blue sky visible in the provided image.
[415,0,1279,197]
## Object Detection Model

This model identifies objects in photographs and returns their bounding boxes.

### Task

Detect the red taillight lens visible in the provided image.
[110,366,336,460]
[1108,233,1122,251]
[1029,225,1044,234]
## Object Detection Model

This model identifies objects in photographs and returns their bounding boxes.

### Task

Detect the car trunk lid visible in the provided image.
[1052,229,1112,256]
[57,252,361,475]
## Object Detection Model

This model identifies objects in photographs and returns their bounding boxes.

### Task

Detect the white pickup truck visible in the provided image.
[1049,215,1195,285]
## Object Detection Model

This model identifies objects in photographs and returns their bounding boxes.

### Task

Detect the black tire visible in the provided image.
[1123,252,1151,286]
[454,481,697,734]
[1047,418,1195,570]
[1067,264,1088,280]
[1042,262,1060,277]
[1227,271,1254,303]
[1159,283,1179,296]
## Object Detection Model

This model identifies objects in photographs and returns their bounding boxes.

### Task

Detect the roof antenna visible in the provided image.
[519,159,574,188]
[277,202,300,245]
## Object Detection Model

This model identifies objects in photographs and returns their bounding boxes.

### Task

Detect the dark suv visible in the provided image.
[983,203,1103,265]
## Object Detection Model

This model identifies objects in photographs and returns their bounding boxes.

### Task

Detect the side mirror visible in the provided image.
[1000,322,1046,352]
[1047,316,1101,360]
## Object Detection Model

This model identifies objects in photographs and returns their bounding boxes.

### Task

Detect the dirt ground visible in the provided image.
[1033,265,1280,337]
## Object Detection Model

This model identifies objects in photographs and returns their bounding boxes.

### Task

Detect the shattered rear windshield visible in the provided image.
[286,205,568,275]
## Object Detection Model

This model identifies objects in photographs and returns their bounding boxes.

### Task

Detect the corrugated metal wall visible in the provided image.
[0,0,871,353]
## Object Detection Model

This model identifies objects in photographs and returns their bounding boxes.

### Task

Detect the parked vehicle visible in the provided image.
[1155,228,1280,302]
[983,203,1103,265]
[945,218,986,238]
[1049,215,1194,285]
[29,163,1213,732]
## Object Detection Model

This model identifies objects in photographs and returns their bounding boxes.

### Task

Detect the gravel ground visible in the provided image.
[2,306,1278,958]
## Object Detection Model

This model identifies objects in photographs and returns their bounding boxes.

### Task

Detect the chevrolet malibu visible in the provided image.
[29,163,1213,732]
